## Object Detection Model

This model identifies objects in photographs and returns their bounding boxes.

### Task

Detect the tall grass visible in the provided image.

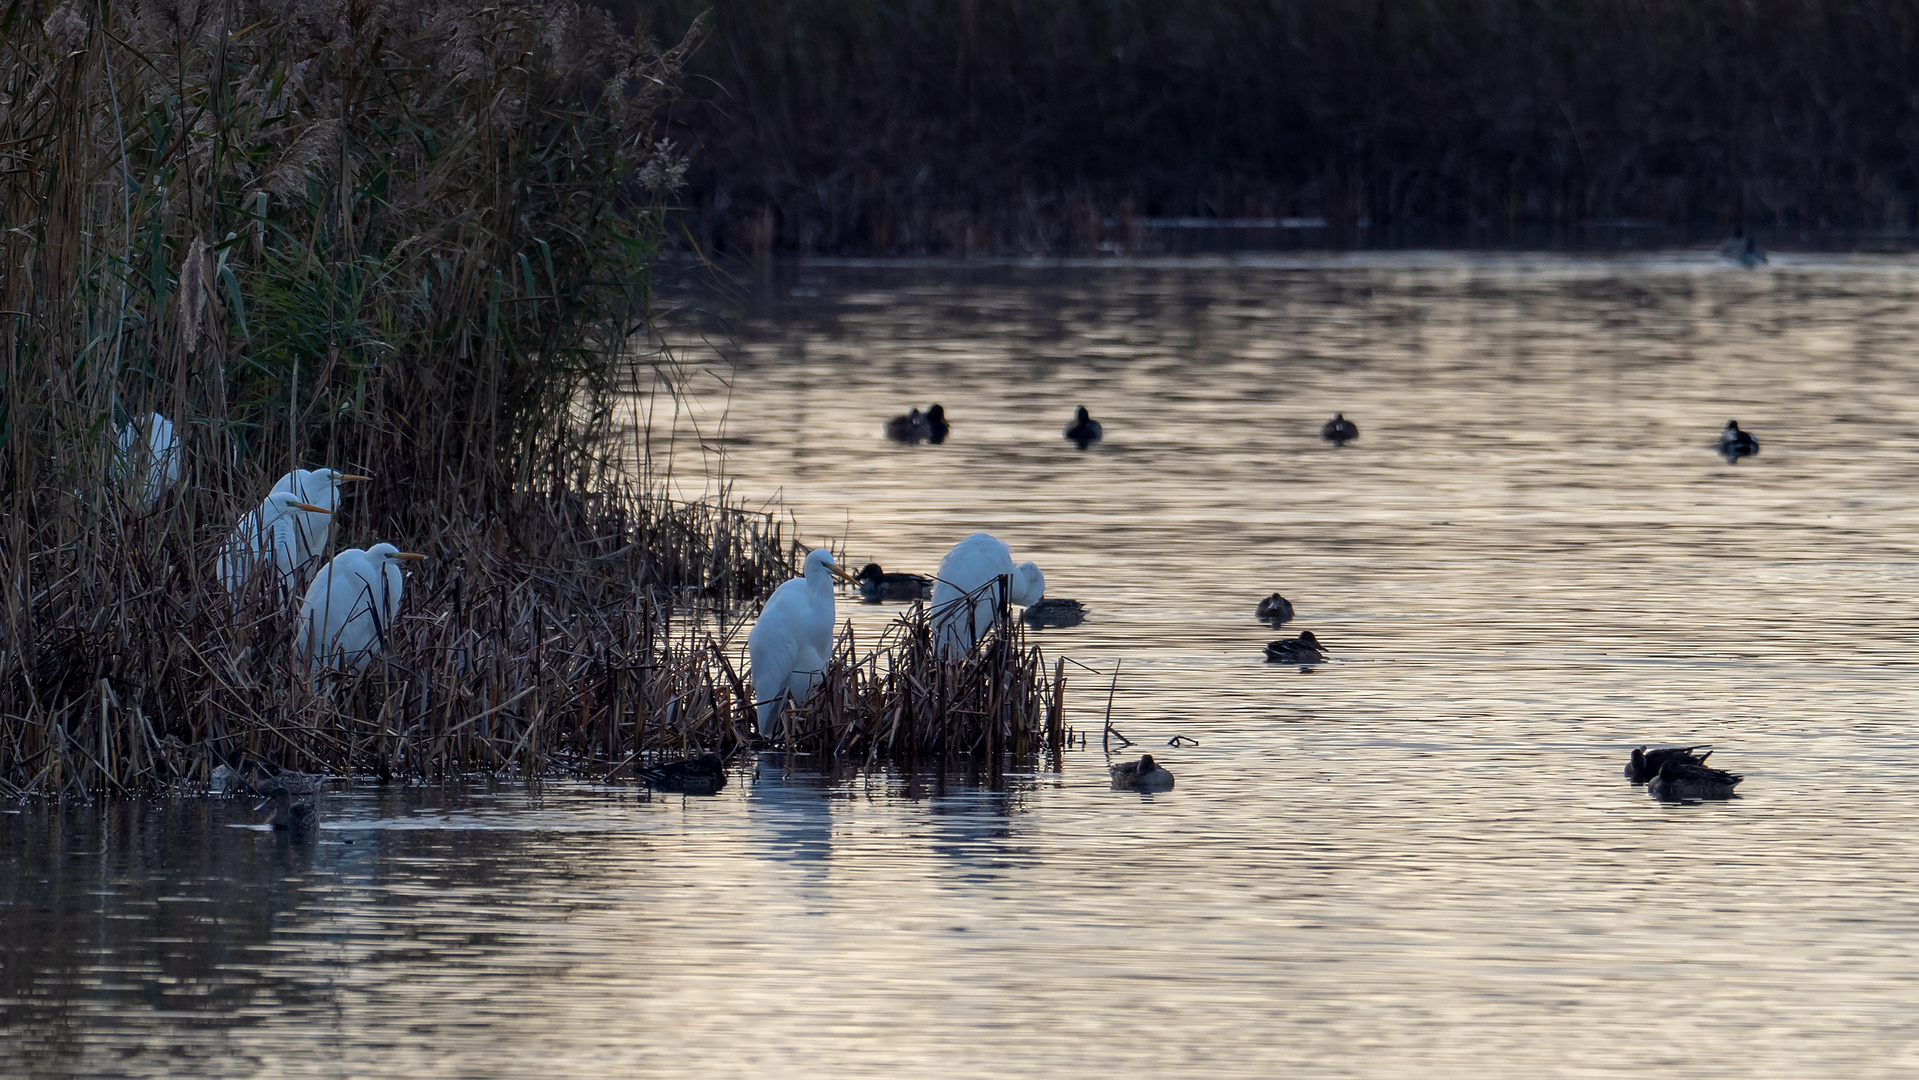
[620,0,1919,254]
[0,0,780,794]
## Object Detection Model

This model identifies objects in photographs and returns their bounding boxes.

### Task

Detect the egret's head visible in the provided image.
[1010,561,1045,606]
[368,542,427,563]
[805,548,851,583]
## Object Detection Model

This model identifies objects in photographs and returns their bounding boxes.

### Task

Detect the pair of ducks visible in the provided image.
[883,404,950,445]
[1256,592,1328,665]
[1625,745,1744,801]
[854,561,1087,627]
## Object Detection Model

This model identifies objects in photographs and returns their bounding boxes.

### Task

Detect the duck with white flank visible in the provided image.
[1111,755,1175,791]
[1624,745,1712,784]
[1322,413,1359,446]
[1647,758,1744,801]
[1256,593,1295,625]
[1264,630,1326,665]
[1718,420,1759,463]
[1064,405,1103,449]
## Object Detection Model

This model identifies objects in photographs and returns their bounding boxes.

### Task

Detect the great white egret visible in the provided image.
[218,491,331,598]
[298,542,426,674]
[929,532,1044,656]
[1111,754,1175,791]
[747,548,842,735]
[116,413,180,508]
[269,468,371,569]
[1321,413,1359,446]
[1718,420,1758,463]
[1064,405,1102,449]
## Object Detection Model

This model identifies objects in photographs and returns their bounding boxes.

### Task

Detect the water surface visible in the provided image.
[12,252,1919,1076]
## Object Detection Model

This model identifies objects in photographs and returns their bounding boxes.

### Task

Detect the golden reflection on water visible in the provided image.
[14,253,1919,1076]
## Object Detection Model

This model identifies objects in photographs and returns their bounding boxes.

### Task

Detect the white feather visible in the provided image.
[929,533,1045,655]
[746,549,839,734]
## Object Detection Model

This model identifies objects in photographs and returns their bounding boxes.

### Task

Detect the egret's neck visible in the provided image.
[806,562,833,594]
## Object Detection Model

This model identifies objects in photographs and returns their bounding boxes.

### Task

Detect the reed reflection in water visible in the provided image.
[12,253,1919,1076]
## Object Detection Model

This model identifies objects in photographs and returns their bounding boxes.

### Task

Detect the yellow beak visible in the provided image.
[338,474,373,482]
[394,552,428,560]
[292,502,331,514]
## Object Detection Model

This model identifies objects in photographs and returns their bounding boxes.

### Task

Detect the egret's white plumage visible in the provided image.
[298,542,426,674]
[269,468,370,570]
[929,533,1045,655]
[219,491,331,598]
[747,548,840,734]
[116,413,180,508]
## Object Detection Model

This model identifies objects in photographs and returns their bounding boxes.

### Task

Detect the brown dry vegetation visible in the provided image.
[614,0,1919,255]
[0,0,1067,795]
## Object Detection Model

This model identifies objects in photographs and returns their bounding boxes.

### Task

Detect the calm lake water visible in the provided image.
[12,252,1919,1077]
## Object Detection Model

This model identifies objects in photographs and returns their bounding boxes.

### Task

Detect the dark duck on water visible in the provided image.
[1321,413,1359,446]
[924,404,950,444]
[639,752,729,795]
[1111,754,1175,791]
[1264,630,1326,664]
[1624,745,1712,784]
[1647,758,1744,801]
[854,563,931,603]
[1256,593,1295,625]
[1064,405,1103,449]
[884,408,931,444]
[1718,420,1759,463]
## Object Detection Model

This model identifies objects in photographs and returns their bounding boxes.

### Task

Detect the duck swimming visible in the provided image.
[1718,227,1767,268]
[639,752,728,795]
[884,408,931,444]
[1624,745,1712,784]
[1255,593,1295,625]
[1718,420,1759,463]
[1321,413,1359,447]
[1111,754,1175,791]
[1064,405,1102,450]
[1022,597,1086,628]
[854,563,931,603]
[1264,630,1326,664]
[256,786,319,831]
[1647,758,1744,801]
[925,404,950,444]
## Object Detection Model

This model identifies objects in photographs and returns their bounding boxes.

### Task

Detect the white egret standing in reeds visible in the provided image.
[298,543,426,674]
[930,533,1044,656]
[116,413,180,509]
[269,468,370,569]
[218,492,331,598]
[747,548,843,734]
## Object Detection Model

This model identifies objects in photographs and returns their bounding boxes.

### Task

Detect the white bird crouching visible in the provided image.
[116,413,180,509]
[929,533,1045,656]
[298,543,426,674]
[219,491,332,599]
[747,548,841,736]
[269,468,371,574]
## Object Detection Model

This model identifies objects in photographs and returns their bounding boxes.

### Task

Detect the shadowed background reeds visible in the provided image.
[609,0,1919,255]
